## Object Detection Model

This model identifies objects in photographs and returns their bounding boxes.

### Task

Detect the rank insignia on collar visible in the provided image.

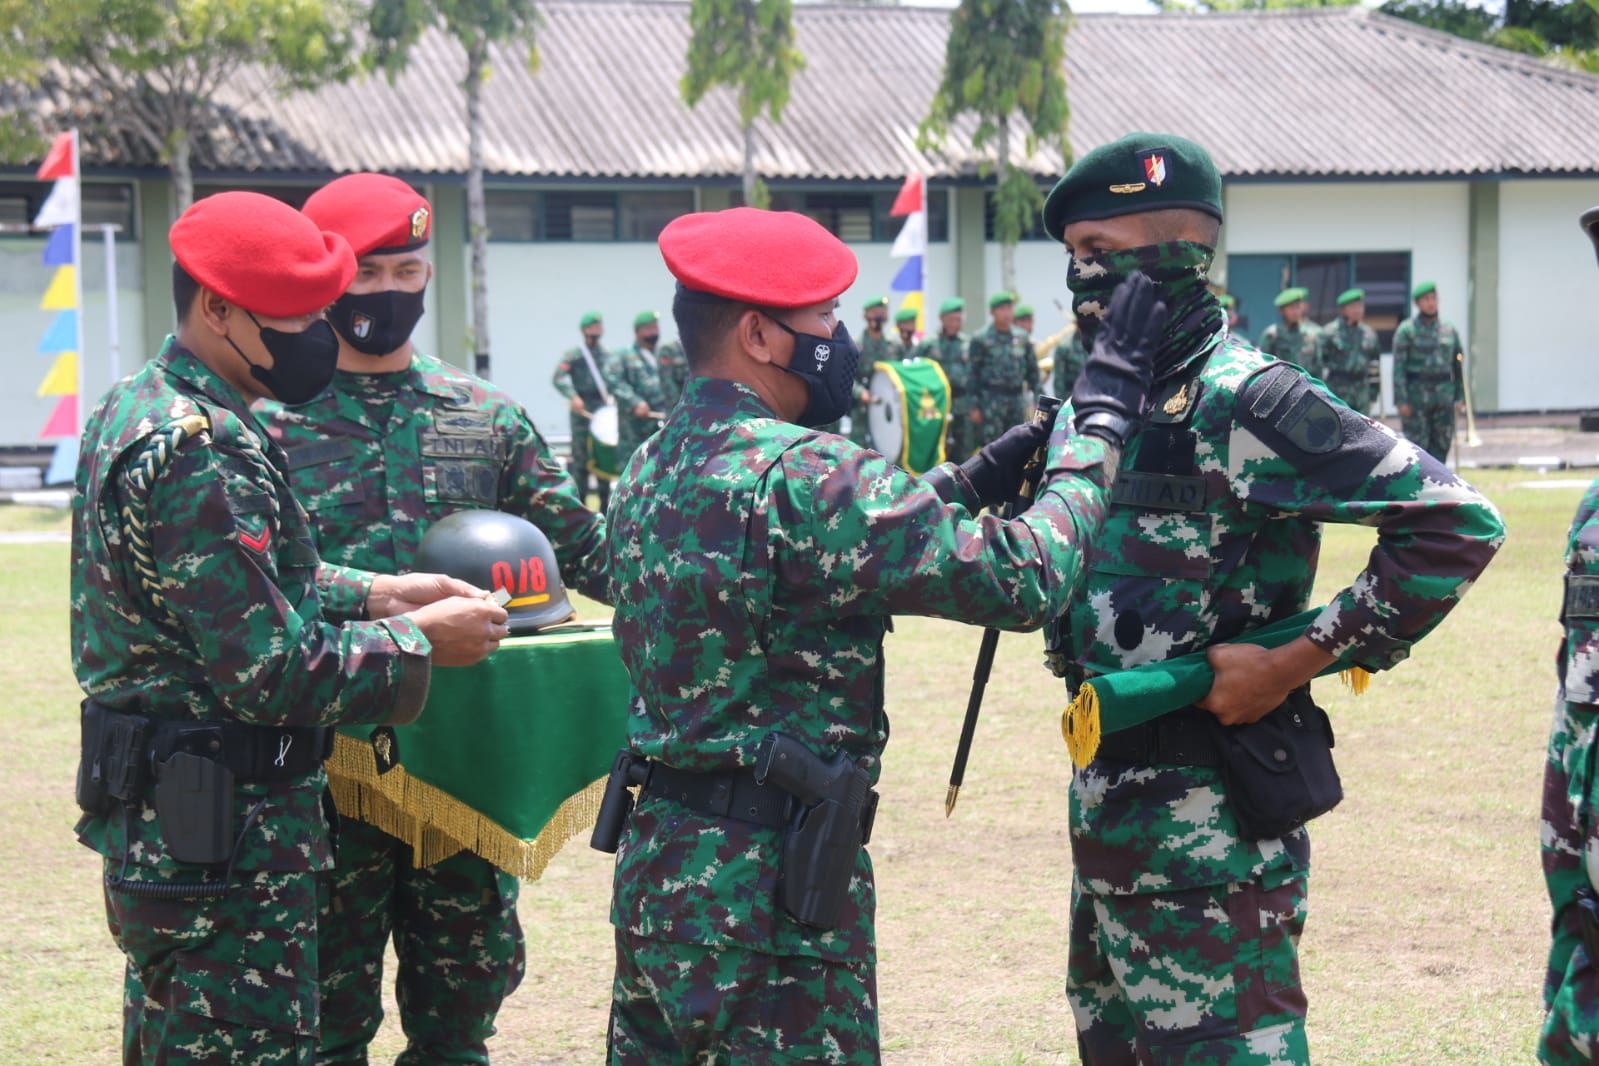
[1143,152,1168,187]
[409,206,430,239]
[1163,382,1191,416]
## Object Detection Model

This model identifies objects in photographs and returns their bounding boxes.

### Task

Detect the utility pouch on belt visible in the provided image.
[1210,687,1342,841]
[76,700,149,816]
[756,732,879,930]
[154,752,236,866]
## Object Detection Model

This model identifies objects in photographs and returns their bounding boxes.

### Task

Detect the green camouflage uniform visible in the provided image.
[72,339,433,1065]
[915,330,972,461]
[603,343,670,467]
[851,328,899,446]
[604,375,1118,1063]
[1393,314,1465,463]
[967,323,1040,447]
[1055,331,1504,1065]
[259,351,608,1065]
[1051,330,1090,400]
[1316,317,1380,412]
[654,339,690,410]
[551,341,613,497]
[1256,319,1321,373]
[889,330,919,362]
[1541,475,1599,1064]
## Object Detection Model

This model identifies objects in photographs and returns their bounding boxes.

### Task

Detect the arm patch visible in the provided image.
[1236,363,1391,487]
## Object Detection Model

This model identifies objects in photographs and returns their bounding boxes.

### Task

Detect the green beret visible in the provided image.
[864,295,889,312]
[1336,288,1365,306]
[1218,294,1236,309]
[633,309,659,329]
[1042,132,1224,242]
[1412,280,1437,300]
[938,297,964,315]
[1273,287,1308,309]
[1015,303,1035,318]
[989,291,1015,310]
[895,306,918,325]
[579,310,602,328]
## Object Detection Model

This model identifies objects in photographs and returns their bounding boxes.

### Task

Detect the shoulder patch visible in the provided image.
[1237,362,1392,486]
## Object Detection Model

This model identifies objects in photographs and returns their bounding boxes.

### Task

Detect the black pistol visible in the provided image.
[590,749,648,854]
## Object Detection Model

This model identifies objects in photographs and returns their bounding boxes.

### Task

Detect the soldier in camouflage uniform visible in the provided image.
[1539,208,1599,1065]
[552,310,614,510]
[1257,286,1321,373]
[968,291,1042,448]
[915,296,973,461]
[1316,287,1381,412]
[602,205,1164,1062]
[259,175,610,1066]
[851,295,894,445]
[1220,292,1241,335]
[603,310,671,466]
[1393,280,1466,463]
[1042,133,1504,1065]
[654,335,690,410]
[1014,302,1036,337]
[889,304,920,359]
[1051,326,1089,401]
[71,192,506,1065]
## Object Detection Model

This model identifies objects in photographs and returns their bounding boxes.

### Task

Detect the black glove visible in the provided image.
[1071,271,1169,447]
[930,420,1049,513]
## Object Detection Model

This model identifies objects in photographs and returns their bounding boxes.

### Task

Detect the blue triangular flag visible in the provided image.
[891,255,923,293]
[42,224,74,266]
[45,437,80,486]
[38,310,76,354]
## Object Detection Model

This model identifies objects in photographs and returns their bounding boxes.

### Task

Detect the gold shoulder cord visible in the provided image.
[119,414,211,625]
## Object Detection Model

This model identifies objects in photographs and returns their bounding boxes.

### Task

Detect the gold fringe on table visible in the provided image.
[326,732,607,882]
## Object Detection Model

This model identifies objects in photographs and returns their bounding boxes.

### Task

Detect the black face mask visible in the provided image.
[770,317,859,428]
[328,288,426,356]
[226,311,340,406]
[639,333,660,349]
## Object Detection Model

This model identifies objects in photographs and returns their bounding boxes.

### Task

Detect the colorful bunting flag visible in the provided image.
[34,176,79,229]
[890,173,924,218]
[42,224,74,265]
[888,173,929,332]
[37,352,78,396]
[31,129,83,472]
[891,255,923,293]
[41,266,77,311]
[37,311,76,354]
[36,132,75,181]
[39,394,77,438]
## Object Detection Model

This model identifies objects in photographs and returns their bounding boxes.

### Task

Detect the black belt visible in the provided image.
[1092,706,1222,768]
[104,706,332,784]
[642,762,794,830]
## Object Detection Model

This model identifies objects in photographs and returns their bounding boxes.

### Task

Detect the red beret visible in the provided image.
[659,208,858,308]
[170,192,355,318]
[302,173,433,257]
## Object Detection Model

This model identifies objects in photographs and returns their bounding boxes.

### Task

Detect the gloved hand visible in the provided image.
[1071,271,1169,447]
[947,419,1050,512]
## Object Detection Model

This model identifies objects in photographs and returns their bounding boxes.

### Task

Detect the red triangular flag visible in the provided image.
[36,132,75,181]
[889,174,923,218]
[40,393,77,438]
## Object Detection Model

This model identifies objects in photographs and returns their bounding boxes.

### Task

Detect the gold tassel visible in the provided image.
[325,733,606,881]
[1061,683,1102,770]
[1339,666,1373,695]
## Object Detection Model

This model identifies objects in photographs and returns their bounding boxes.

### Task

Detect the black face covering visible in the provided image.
[639,333,660,349]
[226,311,340,406]
[327,288,426,356]
[769,317,860,428]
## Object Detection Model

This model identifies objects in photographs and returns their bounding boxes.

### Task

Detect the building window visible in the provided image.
[619,190,693,241]
[194,183,319,209]
[486,191,539,241]
[0,180,137,239]
[735,187,950,242]
[1228,251,1411,350]
[543,191,617,241]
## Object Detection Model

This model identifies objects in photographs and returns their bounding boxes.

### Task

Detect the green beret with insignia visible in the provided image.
[939,297,964,314]
[1042,131,1224,243]
[1015,303,1034,318]
[989,291,1016,310]
[1273,287,1308,309]
[1412,280,1437,300]
[1336,288,1365,306]
[1218,294,1236,309]
[895,306,918,325]
[579,310,602,328]
[633,309,658,328]
[864,295,890,312]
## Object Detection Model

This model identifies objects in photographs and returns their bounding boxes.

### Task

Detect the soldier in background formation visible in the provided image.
[890,305,919,359]
[552,310,614,511]
[967,291,1040,447]
[1393,280,1466,462]
[1013,303,1036,337]
[655,331,689,410]
[1051,326,1089,402]
[1220,292,1242,336]
[605,310,671,467]
[852,295,895,444]
[1257,285,1320,368]
[917,295,973,461]
[1317,287,1381,412]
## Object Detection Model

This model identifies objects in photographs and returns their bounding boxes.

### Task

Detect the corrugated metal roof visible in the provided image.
[22,2,1599,181]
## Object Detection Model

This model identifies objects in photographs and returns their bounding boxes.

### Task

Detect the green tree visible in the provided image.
[368,0,541,379]
[17,0,358,213]
[681,0,805,208]
[1382,0,1599,72]
[919,0,1070,294]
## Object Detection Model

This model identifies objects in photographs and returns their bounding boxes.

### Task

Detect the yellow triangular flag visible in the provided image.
[41,265,76,310]
[37,351,77,396]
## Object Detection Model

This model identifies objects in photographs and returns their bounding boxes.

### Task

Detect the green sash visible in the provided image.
[328,624,632,879]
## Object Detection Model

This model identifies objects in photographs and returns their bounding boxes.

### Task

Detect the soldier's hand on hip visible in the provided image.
[1071,272,1168,448]
[411,596,511,667]
[633,401,651,417]
[1199,636,1336,727]
[368,573,487,619]
[571,396,588,415]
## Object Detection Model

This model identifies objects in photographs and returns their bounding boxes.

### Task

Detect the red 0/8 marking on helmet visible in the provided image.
[492,556,548,596]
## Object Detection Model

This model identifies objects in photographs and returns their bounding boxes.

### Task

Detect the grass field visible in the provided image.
[0,467,1583,1063]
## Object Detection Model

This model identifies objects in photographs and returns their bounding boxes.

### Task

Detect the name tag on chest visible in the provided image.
[1111,471,1208,512]
[419,428,499,460]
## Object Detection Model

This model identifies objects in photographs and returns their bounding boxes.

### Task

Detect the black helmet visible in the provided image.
[415,511,574,634]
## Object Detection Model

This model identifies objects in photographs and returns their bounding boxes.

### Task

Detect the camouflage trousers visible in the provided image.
[106,863,319,1065]
[1541,698,1599,1064]
[1400,400,1456,464]
[1067,874,1310,1065]
[317,818,525,1065]
[609,929,879,1064]
[1323,374,1373,417]
[973,392,1029,448]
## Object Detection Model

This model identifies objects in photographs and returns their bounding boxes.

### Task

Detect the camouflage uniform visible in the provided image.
[604,375,1118,1062]
[1256,319,1321,373]
[1051,329,1090,401]
[1316,317,1380,412]
[967,323,1041,447]
[603,343,669,467]
[915,330,972,461]
[1541,476,1599,1064]
[851,328,899,446]
[1393,314,1465,462]
[1055,331,1504,1065]
[259,351,608,1065]
[655,339,690,410]
[73,339,433,1065]
[551,341,612,497]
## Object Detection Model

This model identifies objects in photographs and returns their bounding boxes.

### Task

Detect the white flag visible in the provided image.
[34,177,79,228]
[890,211,927,259]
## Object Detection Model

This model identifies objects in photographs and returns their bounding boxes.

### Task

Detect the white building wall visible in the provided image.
[1497,179,1599,411]
[981,242,1073,343]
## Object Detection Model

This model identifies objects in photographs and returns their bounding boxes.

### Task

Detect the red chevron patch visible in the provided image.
[239,526,271,553]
